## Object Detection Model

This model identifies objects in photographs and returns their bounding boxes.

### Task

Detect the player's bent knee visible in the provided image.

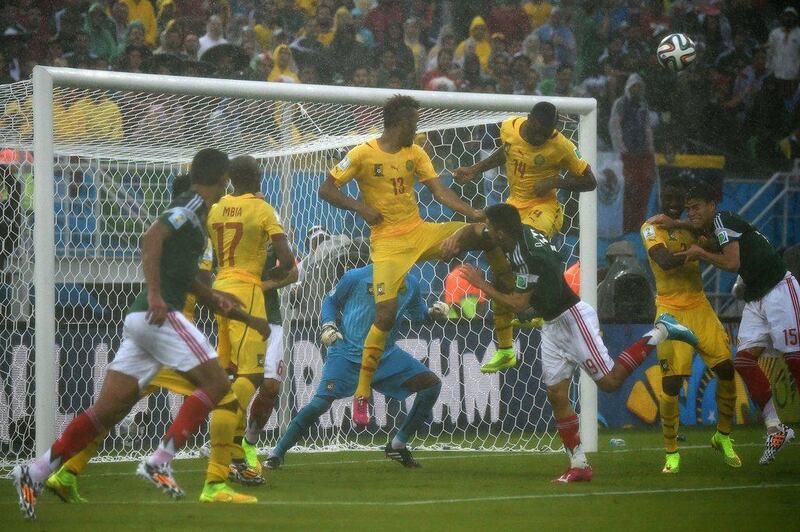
[712,360,735,381]
[661,375,683,396]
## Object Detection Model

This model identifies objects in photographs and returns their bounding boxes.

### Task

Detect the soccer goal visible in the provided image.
[0,66,597,469]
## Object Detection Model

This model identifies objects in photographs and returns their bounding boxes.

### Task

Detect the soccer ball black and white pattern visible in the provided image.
[657,33,697,72]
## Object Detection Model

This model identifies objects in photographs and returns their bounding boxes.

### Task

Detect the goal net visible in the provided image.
[0,68,596,469]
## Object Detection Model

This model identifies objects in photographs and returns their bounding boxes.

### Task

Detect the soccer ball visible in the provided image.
[656,33,696,72]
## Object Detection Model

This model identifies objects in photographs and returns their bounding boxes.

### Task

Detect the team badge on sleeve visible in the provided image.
[336,156,351,171]
[717,230,729,246]
[167,209,188,229]
[642,224,656,240]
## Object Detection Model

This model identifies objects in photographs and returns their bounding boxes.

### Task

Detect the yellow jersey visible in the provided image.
[330,140,437,239]
[207,194,285,285]
[640,222,706,310]
[499,117,588,212]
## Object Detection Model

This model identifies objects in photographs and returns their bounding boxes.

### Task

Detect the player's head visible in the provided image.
[383,94,420,147]
[229,155,261,194]
[189,148,230,201]
[685,181,718,229]
[171,174,191,198]
[485,203,523,252]
[526,102,557,146]
[660,177,685,220]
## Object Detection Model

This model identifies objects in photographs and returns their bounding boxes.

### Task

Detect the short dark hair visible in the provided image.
[486,203,523,239]
[171,174,191,197]
[229,155,261,192]
[685,180,716,203]
[189,148,229,185]
[529,101,557,129]
[661,176,685,191]
[383,94,420,129]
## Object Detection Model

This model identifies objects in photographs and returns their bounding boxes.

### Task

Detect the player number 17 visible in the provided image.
[212,222,244,267]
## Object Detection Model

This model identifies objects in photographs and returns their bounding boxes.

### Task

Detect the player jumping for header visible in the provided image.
[451,204,697,482]
[453,102,596,373]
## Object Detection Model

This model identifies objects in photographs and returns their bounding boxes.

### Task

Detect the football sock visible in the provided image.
[245,387,276,445]
[715,378,736,435]
[486,248,514,349]
[231,377,258,461]
[356,325,388,399]
[646,325,668,346]
[660,393,679,453]
[207,405,238,483]
[733,350,776,428]
[62,430,107,475]
[148,389,215,466]
[30,407,105,483]
[784,351,800,391]
[555,414,587,468]
[393,382,441,448]
[616,337,656,374]
[270,396,331,459]
[762,399,781,432]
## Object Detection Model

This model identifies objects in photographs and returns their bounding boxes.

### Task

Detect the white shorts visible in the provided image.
[540,301,615,386]
[738,273,800,354]
[109,311,217,389]
[263,324,286,382]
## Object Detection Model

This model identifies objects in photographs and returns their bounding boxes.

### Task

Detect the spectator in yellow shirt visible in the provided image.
[455,16,492,72]
[119,0,158,46]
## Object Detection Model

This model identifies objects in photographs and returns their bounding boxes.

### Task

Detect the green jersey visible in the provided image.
[262,246,283,325]
[130,192,209,313]
[506,226,579,321]
[713,211,787,302]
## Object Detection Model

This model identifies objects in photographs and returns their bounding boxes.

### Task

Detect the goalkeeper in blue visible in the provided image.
[264,265,448,469]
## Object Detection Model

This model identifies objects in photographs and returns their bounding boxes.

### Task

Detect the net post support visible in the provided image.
[578,104,598,453]
[32,66,58,455]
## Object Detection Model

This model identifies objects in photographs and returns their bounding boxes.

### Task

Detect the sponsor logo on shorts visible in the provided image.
[326,381,335,391]
[374,164,383,177]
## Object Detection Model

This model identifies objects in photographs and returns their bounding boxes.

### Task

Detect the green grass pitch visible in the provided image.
[2,426,798,531]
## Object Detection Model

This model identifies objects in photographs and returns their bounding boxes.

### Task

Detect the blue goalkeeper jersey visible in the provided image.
[320,265,429,363]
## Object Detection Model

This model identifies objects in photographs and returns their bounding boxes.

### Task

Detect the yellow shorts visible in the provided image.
[656,300,731,377]
[214,278,267,376]
[143,368,237,404]
[517,202,563,239]
[371,221,468,303]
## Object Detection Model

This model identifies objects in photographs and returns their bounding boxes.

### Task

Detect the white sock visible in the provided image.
[28,450,55,484]
[568,444,588,469]
[763,399,781,432]
[147,442,175,467]
[647,324,668,346]
[391,435,406,449]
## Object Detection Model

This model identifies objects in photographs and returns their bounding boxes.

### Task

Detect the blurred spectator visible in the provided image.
[289,18,325,71]
[609,73,657,234]
[156,0,176,36]
[350,8,375,48]
[532,41,559,80]
[699,5,733,62]
[0,50,13,84]
[539,63,576,97]
[533,7,576,66]
[366,0,405,45]
[404,18,427,82]
[73,93,124,141]
[350,66,372,87]
[375,22,415,79]
[426,25,456,72]
[110,1,130,43]
[716,31,754,75]
[455,16,492,72]
[408,0,433,46]
[156,24,184,55]
[298,63,318,84]
[118,21,148,57]
[315,4,336,46]
[253,0,281,52]
[325,22,370,84]
[64,31,94,69]
[198,15,228,58]
[269,44,298,82]
[119,0,158,46]
[573,0,606,80]
[86,3,119,63]
[487,1,530,45]
[182,32,200,59]
[778,124,800,160]
[118,44,151,73]
[456,52,487,92]
[523,0,552,31]
[422,47,456,89]
[54,0,83,39]
[766,7,800,101]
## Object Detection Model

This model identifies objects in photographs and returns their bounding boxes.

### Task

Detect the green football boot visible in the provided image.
[480,347,517,373]
[662,452,681,474]
[711,431,742,468]
[45,467,87,503]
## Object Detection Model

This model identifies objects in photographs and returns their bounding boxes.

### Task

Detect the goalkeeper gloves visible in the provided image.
[428,301,450,321]
[320,322,343,347]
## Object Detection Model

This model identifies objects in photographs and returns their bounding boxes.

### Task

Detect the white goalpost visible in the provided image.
[0,66,597,468]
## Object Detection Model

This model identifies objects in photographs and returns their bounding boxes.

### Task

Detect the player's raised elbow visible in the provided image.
[318,176,336,202]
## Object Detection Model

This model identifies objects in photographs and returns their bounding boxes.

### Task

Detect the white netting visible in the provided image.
[0,75,588,468]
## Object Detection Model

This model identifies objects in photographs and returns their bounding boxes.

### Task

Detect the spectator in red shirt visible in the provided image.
[365,0,405,45]
[488,0,530,46]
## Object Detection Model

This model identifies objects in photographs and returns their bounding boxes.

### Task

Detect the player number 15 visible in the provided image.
[784,328,799,346]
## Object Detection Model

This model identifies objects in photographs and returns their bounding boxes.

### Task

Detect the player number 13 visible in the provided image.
[392,177,406,195]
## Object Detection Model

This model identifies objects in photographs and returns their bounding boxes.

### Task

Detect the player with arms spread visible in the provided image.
[457,204,697,482]
[641,179,739,473]
[453,102,596,372]
[207,155,295,484]
[319,95,503,426]
[11,149,272,519]
[666,182,799,464]
[263,264,447,470]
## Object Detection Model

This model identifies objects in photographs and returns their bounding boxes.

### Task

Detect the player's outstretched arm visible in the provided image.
[460,265,532,313]
[264,234,296,282]
[318,175,384,225]
[676,241,740,272]
[533,167,597,197]
[141,220,172,326]
[453,147,506,183]
[423,178,484,221]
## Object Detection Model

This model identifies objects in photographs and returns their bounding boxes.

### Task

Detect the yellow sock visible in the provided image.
[716,378,736,434]
[62,430,107,475]
[356,325,387,400]
[207,405,238,483]
[660,393,679,453]
[486,247,514,349]
[230,377,257,461]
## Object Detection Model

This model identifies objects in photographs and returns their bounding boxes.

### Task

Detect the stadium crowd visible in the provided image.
[1,0,799,161]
